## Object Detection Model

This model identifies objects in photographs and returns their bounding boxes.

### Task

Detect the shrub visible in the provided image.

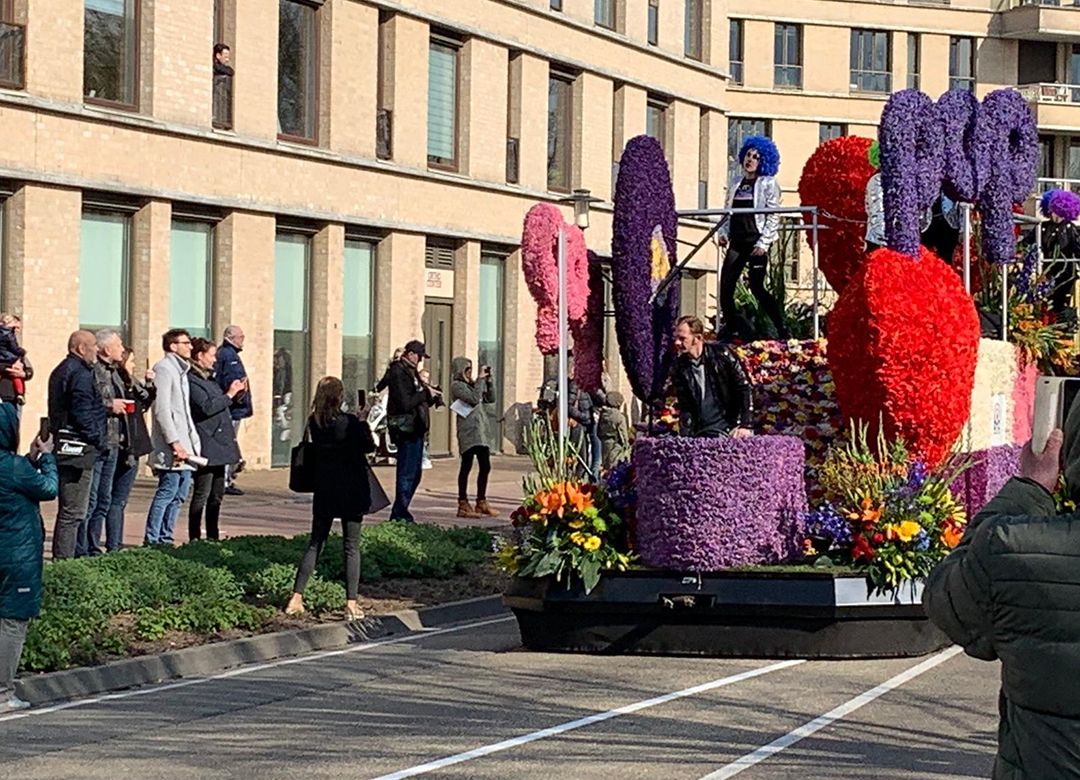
[247,563,346,615]
[361,522,488,579]
[134,598,274,641]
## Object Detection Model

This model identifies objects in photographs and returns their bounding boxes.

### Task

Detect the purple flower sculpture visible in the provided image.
[977,89,1038,265]
[612,135,680,402]
[951,443,1022,518]
[880,90,945,258]
[632,435,807,571]
[938,89,988,203]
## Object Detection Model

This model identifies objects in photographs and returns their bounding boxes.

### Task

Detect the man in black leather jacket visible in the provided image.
[385,340,439,522]
[670,316,753,438]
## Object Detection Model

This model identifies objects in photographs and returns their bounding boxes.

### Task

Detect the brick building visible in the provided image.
[0,0,1075,468]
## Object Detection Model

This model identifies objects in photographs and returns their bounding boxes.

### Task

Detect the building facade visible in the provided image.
[0,0,1075,468]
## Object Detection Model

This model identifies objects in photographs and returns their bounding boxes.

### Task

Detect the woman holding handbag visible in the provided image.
[286,376,385,620]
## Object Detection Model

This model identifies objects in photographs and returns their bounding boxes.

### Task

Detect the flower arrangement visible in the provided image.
[797,135,876,292]
[520,202,589,355]
[828,245,981,467]
[805,423,970,594]
[611,135,680,402]
[498,418,633,593]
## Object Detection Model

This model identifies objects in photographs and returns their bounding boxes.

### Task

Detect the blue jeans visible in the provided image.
[144,470,193,546]
[390,437,424,522]
[588,423,602,479]
[106,456,139,552]
[83,447,119,557]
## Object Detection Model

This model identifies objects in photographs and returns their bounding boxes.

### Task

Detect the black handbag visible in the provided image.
[364,462,390,515]
[55,429,98,470]
[386,412,416,435]
[288,424,315,493]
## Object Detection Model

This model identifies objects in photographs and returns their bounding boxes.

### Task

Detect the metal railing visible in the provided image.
[0,21,25,90]
[1017,82,1080,104]
[212,75,233,130]
[1036,177,1080,194]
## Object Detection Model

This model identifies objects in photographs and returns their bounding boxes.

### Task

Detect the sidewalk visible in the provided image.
[45,456,532,551]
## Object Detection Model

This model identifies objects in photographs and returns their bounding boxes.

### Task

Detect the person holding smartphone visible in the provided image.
[450,357,498,518]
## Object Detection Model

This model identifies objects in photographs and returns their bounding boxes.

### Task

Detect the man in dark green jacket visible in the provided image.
[925,415,1080,779]
[0,403,57,712]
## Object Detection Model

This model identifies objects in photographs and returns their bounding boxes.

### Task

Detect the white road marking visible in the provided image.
[367,658,807,780]
[697,646,964,779]
[0,615,515,723]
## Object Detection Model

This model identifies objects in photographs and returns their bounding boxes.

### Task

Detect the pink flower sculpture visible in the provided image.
[521,202,589,355]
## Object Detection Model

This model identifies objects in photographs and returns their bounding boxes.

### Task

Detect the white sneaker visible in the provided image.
[421,458,433,470]
[2,695,30,712]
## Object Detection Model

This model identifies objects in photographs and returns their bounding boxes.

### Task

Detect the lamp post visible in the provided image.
[555,189,602,464]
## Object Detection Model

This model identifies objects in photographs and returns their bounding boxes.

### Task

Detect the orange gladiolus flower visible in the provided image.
[942,523,963,549]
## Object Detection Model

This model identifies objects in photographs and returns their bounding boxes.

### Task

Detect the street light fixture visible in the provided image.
[562,188,603,230]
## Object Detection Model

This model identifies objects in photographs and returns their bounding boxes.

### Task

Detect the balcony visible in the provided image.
[1017,82,1080,127]
[1000,1,1080,41]
[0,21,25,90]
[212,75,233,130]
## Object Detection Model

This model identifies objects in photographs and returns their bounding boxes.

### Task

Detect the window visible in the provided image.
[547,69,574,192]
[1018,40,1056,86]
[550,0,562,9]
[729,20,744,86]
[819,123,846,144]
[907,33,920,91]
[277,0,318,142]
[169,221,213,339]
[850,30,890,93]
[272,232,311,467]
[774,24,802,89]
[728,118,770,169]
[595,0,615,30]
[685,0,703,61]
[427,36,459,169]
[949,36,975,93]
[646,97,669,156]
[80,211,130,335]
[84,0,139,107]
[698,109,709,210]
[342,238,375,412]
[1038,135,1055,182]
[479,254,505,446]
[647,0,659,46]
[0,1,24,90]
[376,11,392,160]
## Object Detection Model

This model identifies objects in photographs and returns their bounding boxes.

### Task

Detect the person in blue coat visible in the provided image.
[0,403,58,712]
[213,325,251,496]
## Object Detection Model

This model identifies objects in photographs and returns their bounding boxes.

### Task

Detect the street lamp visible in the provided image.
[553,189,602,464]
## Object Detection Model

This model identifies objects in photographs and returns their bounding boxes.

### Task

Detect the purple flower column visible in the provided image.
[633,435,808,571]
[978,89,1038,265]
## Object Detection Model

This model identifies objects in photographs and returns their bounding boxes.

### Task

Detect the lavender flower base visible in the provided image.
[633,436,808,571]
[952,444,1022,519]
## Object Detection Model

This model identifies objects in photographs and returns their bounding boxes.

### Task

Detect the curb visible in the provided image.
[16,594,507,706]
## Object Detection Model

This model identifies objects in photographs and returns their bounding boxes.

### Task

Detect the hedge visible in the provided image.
[20,522,493,674]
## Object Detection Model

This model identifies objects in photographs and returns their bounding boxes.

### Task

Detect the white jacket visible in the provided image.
[149,353,201,471]
[717,173,782,251]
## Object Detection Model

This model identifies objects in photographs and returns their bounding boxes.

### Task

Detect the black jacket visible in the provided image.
[385,359,433,440]
[188,368,241,468]
[47,354,107,452]
[117,370,154,460]
[214,340,252,421]
[309,413,376,519]
[671,342,753,436]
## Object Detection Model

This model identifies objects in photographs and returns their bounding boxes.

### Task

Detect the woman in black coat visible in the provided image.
[105,348,156,552]
[286,376,378,621]
[187,338,246,541]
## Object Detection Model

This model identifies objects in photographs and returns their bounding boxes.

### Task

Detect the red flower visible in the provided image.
[872,532,885,545]
[852,535,876,561]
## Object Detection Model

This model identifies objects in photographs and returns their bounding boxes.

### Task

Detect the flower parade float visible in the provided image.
[504,91,1043,659]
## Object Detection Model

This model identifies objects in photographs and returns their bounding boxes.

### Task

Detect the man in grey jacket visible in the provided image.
[144,329,201,546]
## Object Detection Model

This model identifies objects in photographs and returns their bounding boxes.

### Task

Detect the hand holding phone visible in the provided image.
[38,416,50,443]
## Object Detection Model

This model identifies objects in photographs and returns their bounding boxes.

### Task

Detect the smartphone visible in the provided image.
[357,389,367,410]
[38,416,50,442]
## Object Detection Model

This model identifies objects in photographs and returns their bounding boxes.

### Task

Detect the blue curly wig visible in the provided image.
[1040,189,1080,222]
[738,135,781,178]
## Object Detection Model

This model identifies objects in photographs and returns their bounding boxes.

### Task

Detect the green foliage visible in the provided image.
[22,524,492,673]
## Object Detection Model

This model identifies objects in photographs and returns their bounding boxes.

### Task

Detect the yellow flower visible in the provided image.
[583,535,602,552]
[886,520,923,543]
[569,532,587,546]
[568,519,585,530]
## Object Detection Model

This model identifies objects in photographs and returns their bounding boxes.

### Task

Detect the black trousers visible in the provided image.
[293,515,362,600]
[458,446,491,501]
[720,242,787,338]
[188,465,226,541]
[1049,260,1077,314]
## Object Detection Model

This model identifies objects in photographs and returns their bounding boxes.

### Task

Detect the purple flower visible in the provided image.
[977,89,1038,265]
[907,460,929,491]
[915,530,931,551]
[612,135,680,402]
[938,90,987,203]
[952,443,1023,518]
[805,503,852,549]
[880,90,945,257]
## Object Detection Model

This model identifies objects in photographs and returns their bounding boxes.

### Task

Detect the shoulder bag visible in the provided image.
[288,423,315,493]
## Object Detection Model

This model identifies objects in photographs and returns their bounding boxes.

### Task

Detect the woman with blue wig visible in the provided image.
[716,135,787,340]
[1032,189,1080,314]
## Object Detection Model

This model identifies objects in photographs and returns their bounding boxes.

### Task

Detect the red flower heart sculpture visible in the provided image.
[828,246,980,466]
[798,136,877,293]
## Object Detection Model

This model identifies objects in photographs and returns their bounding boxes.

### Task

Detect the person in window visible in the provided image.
[670,316,753,438]
[717,135,787,340]
[213,43,233,78]
[1031,189,1080,315]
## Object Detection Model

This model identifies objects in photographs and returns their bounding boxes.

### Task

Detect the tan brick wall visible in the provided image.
[322,0,378,157]
[670,99,701,208]
[462,38,510,183]
[231,0,278,140]
[382,13,429,168]
[24,0,82,102]
[577,72,615,202]
[143,0,214,125]
[373,232,425,364]
[516,53,551,191]
[309,223,345,387]
[129,200,173,374]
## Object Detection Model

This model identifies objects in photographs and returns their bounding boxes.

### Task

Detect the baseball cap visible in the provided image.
[404,339,431,358]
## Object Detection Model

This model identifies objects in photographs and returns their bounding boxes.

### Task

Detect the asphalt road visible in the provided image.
[0,615,999,780]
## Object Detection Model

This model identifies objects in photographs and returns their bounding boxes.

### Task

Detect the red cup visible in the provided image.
[123,399,136,414]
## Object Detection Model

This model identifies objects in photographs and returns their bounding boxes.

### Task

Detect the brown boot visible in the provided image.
[457,500,480,518]
[475,499,499,517]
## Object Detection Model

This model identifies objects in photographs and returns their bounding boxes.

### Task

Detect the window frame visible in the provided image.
[426,33,461,171]
[79,207,133,338]
[168,218,215,339]
[341,236,378,409]
[949,36,976,93]
[594,0,616,31]
[647,0,659,46]
[646,95,670,158]
[818,123,847,145]
[729,19,744,86]
[906,33,920,91]
[550,0,562,10]
[276,0,321,145]
[773,23,802,90]
[547,68,575,193]
[83,0,141,111]
[849,28,892,95]
[684,0,704,61]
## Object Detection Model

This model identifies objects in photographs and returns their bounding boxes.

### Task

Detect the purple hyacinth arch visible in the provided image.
[978,89,1038,264]
[938,89,988,204]
[611,135,680,402]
